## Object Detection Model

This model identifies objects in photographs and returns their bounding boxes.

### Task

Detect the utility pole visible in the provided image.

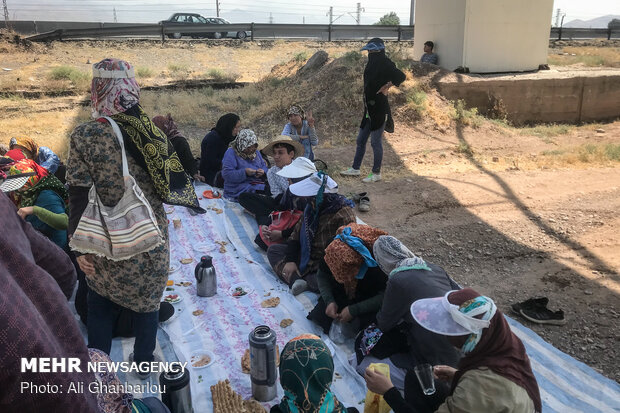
[554,8,561,27]
[2,0,10,29]
[269,12,273,24]
[216,0,220,17]
[303,16,305,24]
[328,6,333,24]
[355,3,363,25]
[113,7,117,23]
[409,0,414,26]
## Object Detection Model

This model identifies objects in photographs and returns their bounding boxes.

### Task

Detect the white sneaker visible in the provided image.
[291,279,308,296]
[340,167,360,176]
[362,173,381,183]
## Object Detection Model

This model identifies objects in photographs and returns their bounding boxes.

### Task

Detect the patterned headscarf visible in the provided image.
[152,113,184,140]
[89,59,201,211]
[90,58,140,118]
[231,128,258,160]
[373,235,430,276]
[324,223,388,298]
[8,159,67,207]
[9,137,39,158]
[88,348,133,413]
[287,104,305,118]
[278,335,346,413]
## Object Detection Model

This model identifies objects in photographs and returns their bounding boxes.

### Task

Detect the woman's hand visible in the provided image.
[364,367,394,396]
[338,306,353,323]
[268,229,283,242]
[282,261,300,283]
[307,110,315,128]
[325,302,339,319]
[377,81,393,95]
[17,206,35,219]
[255,168,265,178]
[245,168,256,176]
[76,254,96,276]
[433,365,457,383]
[193,173,205,182]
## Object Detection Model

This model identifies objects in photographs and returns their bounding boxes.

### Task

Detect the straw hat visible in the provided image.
[261,135,305,158]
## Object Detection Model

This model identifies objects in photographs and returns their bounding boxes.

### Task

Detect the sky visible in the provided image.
[4,0,619,26]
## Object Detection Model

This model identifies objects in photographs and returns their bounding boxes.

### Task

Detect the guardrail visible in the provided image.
[1,20,618,42]
[1,21,414,42]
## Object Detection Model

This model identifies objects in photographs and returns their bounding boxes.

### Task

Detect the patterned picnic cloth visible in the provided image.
[91,182,620,412]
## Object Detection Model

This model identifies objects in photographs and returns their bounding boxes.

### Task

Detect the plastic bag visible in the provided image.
[364,363,391,413]
[329,320,347,344]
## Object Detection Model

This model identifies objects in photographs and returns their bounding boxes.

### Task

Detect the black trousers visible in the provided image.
[238,192,279,226]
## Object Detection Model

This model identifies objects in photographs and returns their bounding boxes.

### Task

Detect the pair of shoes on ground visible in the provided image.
[348,191,370,212]
[512,297,566,325]
[340,168,381,183]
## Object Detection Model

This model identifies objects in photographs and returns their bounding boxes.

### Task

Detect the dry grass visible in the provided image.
[538,143,620,167]
[0,105,90,159]
[518,124,573,143]
[548,46,620,67]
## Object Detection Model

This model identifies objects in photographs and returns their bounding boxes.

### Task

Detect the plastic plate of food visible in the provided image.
[228,283,253,298]
[189,350,215,369]
[193,242,218,253]
[163,294,183,304]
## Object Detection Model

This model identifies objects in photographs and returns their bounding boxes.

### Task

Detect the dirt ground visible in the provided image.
[321,119,620,382]
[1,36,619,382]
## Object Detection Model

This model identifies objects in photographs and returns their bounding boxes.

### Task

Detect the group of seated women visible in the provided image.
[2,91,540,413]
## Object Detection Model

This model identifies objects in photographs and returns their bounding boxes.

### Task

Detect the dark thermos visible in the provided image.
[159,365,193,413]
[249,325,278,401]
[195,255,217,297]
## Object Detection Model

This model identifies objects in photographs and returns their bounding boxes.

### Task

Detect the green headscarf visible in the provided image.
[17,175,68,208]
[278,335,346,413]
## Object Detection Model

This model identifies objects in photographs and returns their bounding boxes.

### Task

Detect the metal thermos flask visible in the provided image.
[249,325,278,401]
[195,255,217,297]
[160,364,193,413]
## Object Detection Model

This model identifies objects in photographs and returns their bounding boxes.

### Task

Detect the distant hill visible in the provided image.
[564,14,620,28]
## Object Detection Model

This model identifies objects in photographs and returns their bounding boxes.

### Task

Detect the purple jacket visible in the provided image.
[221,147,268,201]
[0,192,98,412]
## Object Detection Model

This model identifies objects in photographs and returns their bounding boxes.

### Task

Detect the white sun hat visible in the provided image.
[277,157,317,179]
[288,172,338,197]
[410,290,496,336]
[0,172,35,193]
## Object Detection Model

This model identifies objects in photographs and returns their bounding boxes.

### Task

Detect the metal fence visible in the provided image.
[1,21,414,42]
[1,20,618,42]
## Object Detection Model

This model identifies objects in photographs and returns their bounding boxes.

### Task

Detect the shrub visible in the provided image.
[453,99,481,128]
[136,67,155,78]
[48,65,89,83]
[293,51,308,62]
[206,68,240,83]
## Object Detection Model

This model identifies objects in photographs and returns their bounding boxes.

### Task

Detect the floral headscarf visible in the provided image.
[91,58,140,118]
[89,58,201,211]
[278,335,346,413]
[231,128,258,160]
[324,223,388,298]
[152,113,184,140]
[8,159,47,190]
[7,159,67,207]
[287,104,305,119]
